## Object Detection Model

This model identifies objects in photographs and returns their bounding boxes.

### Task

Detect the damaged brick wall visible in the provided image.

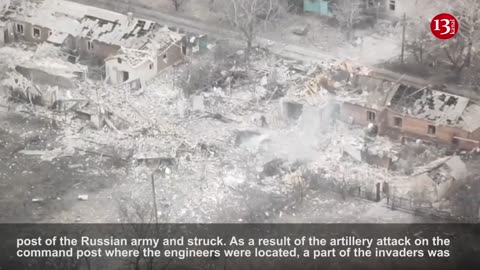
[385,110,479,149]
[340,103,480,150]
[340,102,387,129]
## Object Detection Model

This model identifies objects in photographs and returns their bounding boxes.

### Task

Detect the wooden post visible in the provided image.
[401,12,407,65]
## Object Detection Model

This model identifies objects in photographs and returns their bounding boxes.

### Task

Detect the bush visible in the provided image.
[180,63,214,97]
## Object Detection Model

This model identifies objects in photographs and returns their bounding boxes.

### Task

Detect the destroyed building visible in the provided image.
[1,0,186,83]
[75,9,156,61]
[411,156,467,202]
[386,85,480,150]
[305,70,480,150]
[0,0,20,45]
[104,27,185,84]
[7,1,81,47]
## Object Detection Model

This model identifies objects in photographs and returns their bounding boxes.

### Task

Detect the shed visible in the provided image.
[304,0,330,16]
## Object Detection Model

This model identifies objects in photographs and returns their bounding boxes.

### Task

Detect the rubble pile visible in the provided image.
[5,49,325,222]
[1,40,472,222]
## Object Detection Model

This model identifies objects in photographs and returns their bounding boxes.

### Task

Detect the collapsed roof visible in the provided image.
[388,85,480,132]
[303,68,480,133]
[343,74,400,110]
[9,0,159,49]
[106,27,184,68]
[146,26,184,52]
[78,13,155,49]
[11,0,82,37]
[388,86,469,124]
[106,47,155,68]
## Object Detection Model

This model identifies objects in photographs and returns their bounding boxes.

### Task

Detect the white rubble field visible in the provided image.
[11,50,447,222]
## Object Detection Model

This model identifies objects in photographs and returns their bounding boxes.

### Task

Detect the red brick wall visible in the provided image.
[455,139,479,150]
[341,103,380,126]
[385,110,480,149]
[470,128,480,141]
[339,104,480,150]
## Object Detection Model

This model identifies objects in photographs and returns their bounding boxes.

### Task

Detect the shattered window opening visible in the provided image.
[367,111,376,122]
[428,125,436,135]
[389,0,395,10]
[122,71,129,82]
[149,63,153,70]
[33,27,41,39]
[16,23,24,34]
[394,117,403,128]
[446,96,458,106]
[87,40,94,51]
[118,58,122,64]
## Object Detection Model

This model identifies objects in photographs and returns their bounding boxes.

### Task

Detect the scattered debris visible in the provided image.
[78,195,89,201]
[292,25,310,36]
[32,198,44,203]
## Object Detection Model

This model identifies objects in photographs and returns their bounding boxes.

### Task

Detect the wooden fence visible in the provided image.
[305,172,469,222]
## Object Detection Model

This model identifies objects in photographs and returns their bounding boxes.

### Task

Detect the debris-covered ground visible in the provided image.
[0,42,476,223]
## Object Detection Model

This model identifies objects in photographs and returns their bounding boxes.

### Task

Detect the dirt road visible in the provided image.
[70,0,347,65]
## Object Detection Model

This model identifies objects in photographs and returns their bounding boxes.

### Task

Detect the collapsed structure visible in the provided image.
[301,67,480,150]
[412,156,467,202]
[0,0,186,84]
[0,2,477,223]
[104,27,184,84]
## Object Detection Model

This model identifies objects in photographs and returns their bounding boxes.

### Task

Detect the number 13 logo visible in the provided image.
[431,13,459,39]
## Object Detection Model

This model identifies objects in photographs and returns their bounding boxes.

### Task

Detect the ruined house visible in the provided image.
[8,0,79,45]
[15,51,87,89]
[305,71,480,150]
[411,156,467,202]
[104,27,185,84]
[385,85,480,150]
[3,0,186,83]
[349,75,480,150]
[75,9,156,62]
[8,1,156,60]
[336,74,396,129]
[0,0,20,45]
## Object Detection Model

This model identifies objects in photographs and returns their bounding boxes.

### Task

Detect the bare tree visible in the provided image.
[402,0,480,81]
[406,19,433,64]
[449,175,480,221]
[220,0,284,52]
[180,61,219,97]
[437,0,480,80]
[332,0,362,40]
[0,0,10,12]
[404,0,443,65]
[171,0,187,11]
